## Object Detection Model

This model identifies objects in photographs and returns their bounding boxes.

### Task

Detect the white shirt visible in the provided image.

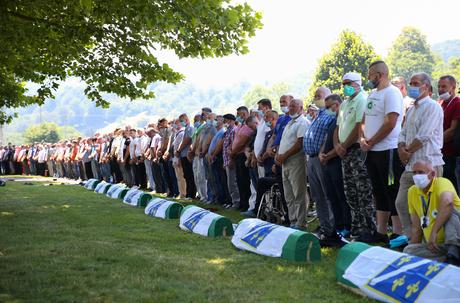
[398,96,444,170]
[254,119,270,158]
[278,115,308,155]
[133,137,142,158]
[364,85,403,151]
[150,134,161,149]
[37,149,47,163]
[140,135,150,154]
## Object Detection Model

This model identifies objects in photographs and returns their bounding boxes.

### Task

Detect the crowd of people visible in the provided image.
[2,60,460,264]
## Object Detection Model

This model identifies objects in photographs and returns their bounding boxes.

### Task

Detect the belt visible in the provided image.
[308,153,318,157]
[347,143,360,150]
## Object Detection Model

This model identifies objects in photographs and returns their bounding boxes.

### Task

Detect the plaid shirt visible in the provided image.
[304,109,336,155]
[223,125,236,167]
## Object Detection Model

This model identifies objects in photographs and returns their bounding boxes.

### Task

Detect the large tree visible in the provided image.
[243,82,291,110]
[308,30,379,101]
[0,0,262,123]
[386,27,437,81]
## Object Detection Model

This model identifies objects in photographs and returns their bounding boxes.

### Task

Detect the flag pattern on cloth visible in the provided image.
[84,178,100,190]
[123,188,151,207]
[94,181,111,194]
[231,218,321,262]
[340,243,460,303]
[144,198,183,219]
[179,205,234,237]
[106,184,127,199]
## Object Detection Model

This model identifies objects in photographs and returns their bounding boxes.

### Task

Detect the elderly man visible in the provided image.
[222,113,241,209]
[403,159,460,265]
[276,98,308,229]
[305,92,344,246]
[176,113,196,199]
[254,99,272,178]
[438,75,460,191]
[397,72,444,240]
[334,72,377,243]
[361,61,405,243]
[313,86,332,108]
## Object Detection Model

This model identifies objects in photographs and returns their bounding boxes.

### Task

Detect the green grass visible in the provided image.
[0,179,374,303]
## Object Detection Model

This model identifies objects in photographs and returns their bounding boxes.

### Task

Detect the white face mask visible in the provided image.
[439,92,451,101]
[280,106,289,113]
[413,174,431,189]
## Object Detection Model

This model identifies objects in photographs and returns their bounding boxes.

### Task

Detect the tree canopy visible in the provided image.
[0,0,262,124]
[307,30,379,101]
[386,27,437,81]
[23,122,81,144]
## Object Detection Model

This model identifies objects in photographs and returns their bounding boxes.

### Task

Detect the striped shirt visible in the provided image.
[398,96,444,170]
[223,125,236,167]
[304,109,336,156]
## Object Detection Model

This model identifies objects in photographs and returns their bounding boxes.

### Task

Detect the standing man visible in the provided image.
[276,99,308,230]
[176,113,196,199]
[334,72,377,243]
[305,93,343,246]
[438,75,460,191]
[397,72,444,239]
[361,62,405,242]
[222,114,240,209]
[391,76,413,113]
[312,87,332,109]
[254,99,272,178]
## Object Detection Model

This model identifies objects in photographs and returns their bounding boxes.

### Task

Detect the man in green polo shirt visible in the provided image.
[333,72,378,243]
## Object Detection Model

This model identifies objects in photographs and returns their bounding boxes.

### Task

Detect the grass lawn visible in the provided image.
[0,179,374,303]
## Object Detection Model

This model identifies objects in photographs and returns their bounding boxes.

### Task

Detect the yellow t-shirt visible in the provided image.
[408,177,460,243]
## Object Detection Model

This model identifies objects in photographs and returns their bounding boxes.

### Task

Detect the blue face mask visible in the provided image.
[194,121,201,128]
[265,121,272,128]
[181,121,187,128]
[325,109,335,116]
[343,85,356,97]
[306,114,313,121]
[212,120,218,127]
[236,116,244,124]
[206,120,212,126]
[408,86,421,99]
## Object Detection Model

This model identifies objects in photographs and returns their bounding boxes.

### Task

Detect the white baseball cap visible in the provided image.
[342,72,362,86]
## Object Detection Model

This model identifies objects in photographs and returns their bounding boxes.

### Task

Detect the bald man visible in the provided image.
[313,86,332,108]
[403,159,460,265]
[360,61,405,243]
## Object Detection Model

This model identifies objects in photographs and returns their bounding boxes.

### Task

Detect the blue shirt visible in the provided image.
[273,114,292,147]
[208,128,225,155]
[304,109,336,155]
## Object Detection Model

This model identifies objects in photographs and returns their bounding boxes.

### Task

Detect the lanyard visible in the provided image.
[420,192,431,219]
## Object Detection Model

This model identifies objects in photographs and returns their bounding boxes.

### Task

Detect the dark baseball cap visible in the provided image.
[223,114,236,121]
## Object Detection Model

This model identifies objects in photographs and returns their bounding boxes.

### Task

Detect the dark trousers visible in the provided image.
[365,149,403,215]
[235,154,250,210]
[323,158,351,230]
[37,162,46,176]
[22,160,30,175]
[181,157,196,198]
[84,161,93,180]
[444,155,458,194]
[211,154,230,205]
[152,161,166,193]
[134,160,147,189]
[160,158,175,196]
[166,160,179,197]
[110,157,122,183]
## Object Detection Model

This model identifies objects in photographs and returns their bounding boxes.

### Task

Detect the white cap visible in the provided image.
[342,72,362,86]
[308,104,319,111]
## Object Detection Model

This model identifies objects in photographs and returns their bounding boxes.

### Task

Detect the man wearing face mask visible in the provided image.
[403,159,460,265]
[361,62,405,244]
[201,113,218,204]
[176,113,196,199]
[334,72,377,243]
[276,99,309,229]
[313,87,332,109]
[397,73,444,240]
[305,92,345,246]
[254,99,272,178]
[438,75,460,191]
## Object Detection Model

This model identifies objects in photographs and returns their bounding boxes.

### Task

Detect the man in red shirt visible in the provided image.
[438,75,460,193]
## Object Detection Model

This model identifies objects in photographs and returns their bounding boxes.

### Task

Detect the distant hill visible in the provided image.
[432,40,460,62]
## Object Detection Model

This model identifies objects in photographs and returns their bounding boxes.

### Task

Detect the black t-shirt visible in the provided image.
[323,117,336,154]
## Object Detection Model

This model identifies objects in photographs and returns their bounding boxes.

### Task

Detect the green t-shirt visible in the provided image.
[337,91,367,143]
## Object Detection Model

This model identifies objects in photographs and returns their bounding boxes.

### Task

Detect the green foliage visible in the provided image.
[23,122,61,143]
[243,82,292,110]
[0,0,263,123]
[432,56,460,84]
[386,27,437,81]
[308,30,379,101]
[23,122,81,143]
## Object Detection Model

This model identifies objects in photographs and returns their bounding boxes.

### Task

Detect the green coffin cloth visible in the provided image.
[281,231,321,262]
[117,188,129,199]
[165,203,183,219]
[336,242,371,288]
[179,205,234,237]
[138,193,152,207]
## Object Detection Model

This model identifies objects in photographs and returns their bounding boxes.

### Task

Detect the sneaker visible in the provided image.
[318,233,347,248]
[354,231,388,244]
[338,229,351,239]
[445,254,460,267]
[241,210,256,218]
